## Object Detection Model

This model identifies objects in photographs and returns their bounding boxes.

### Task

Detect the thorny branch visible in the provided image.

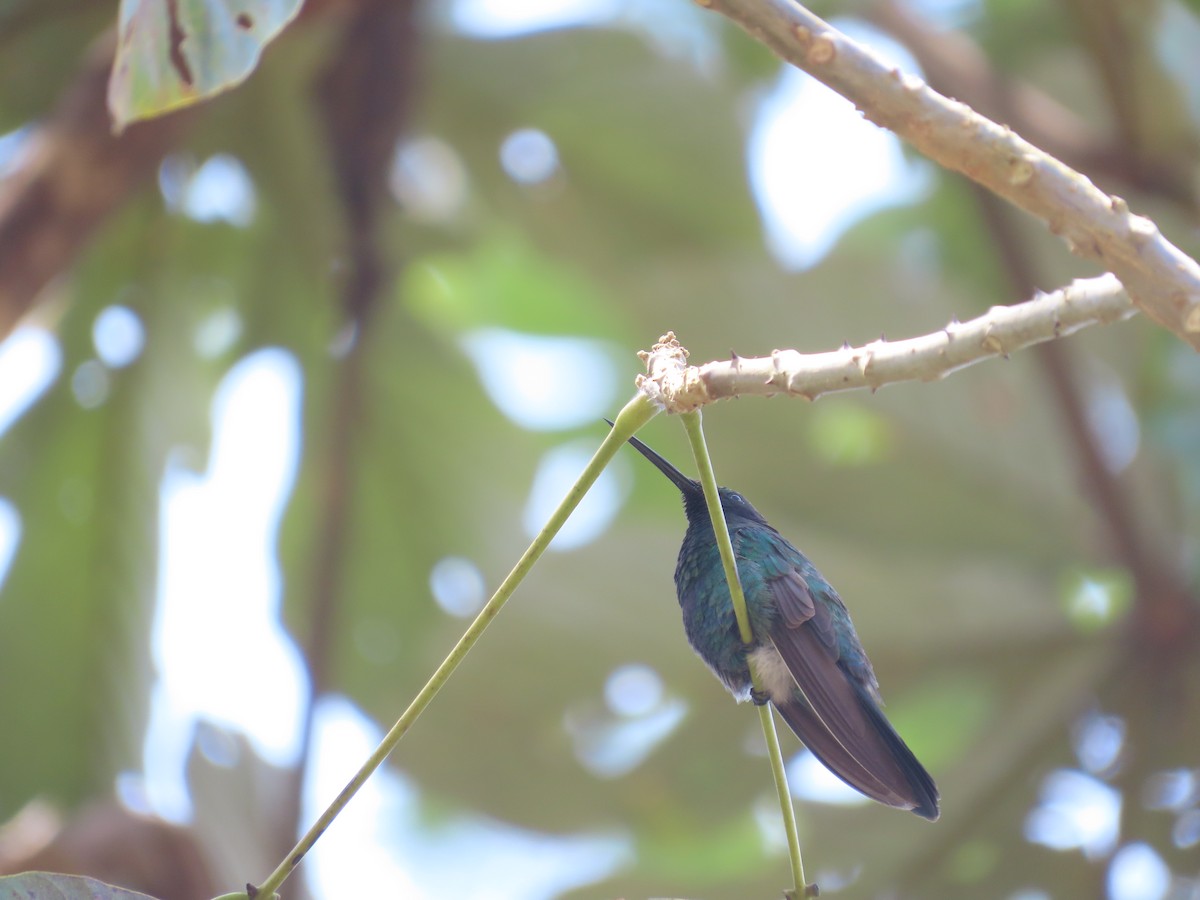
[700,0,1200,350]
[637,275,1135,412]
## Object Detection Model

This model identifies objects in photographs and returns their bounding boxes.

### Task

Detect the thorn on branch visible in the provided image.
[1008,155,1034,186]
[1128,215,1158,246]
[1186,303,1200,334]
[854,353,867,375]
[806,34,837,65]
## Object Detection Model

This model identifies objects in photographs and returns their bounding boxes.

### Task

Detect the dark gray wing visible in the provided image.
[768,568,939,819]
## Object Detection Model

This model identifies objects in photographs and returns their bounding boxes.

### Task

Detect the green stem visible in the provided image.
[757,702,809,899]
[680,410,809,899]
[680,412,752,644]
[251,393,660,899]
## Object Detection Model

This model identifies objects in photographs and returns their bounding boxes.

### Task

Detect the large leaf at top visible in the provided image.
[0,872,155,900]
[108,0,302,130]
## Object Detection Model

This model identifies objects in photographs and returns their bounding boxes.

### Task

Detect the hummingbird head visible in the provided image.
[612,424,769,527]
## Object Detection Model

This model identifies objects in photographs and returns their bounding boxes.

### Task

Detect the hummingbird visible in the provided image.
[619,428,939,820]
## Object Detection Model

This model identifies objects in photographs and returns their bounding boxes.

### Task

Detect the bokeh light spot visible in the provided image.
[390,136,469,222]
[0,499,20,592]
[93,305,145,368]
[1142,769,1196,811]
[747,23,930,270]
[523,442,626,551]
[1107,842,1169,900]
[787,750,870,808]
[1025,769,1121,859]
[500,128,560,185]
[430,556,487,618]
[0,327,60,437]
[71,360,110,409]
[1073,710,1125,775]
[1174,809,1200,849]
[604,664,663,717]
[462,329,617,431]
[1060,568,1132,632]
[195,308,243,359]
[182,154,257,227]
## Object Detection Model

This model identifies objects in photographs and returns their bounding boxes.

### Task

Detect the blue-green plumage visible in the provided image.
[624,429,939,821]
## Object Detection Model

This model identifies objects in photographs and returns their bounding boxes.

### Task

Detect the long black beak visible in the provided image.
[605,419,698,495]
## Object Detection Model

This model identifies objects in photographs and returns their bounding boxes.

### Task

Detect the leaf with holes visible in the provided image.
[107,0,302,131]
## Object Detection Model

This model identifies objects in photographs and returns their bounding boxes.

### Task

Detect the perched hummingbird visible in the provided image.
[620,429,939,820]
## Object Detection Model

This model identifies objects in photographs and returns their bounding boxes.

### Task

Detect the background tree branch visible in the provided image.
[0,31,195,338]
[702,0,1200,349]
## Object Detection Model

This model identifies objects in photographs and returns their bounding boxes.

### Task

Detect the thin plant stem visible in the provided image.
[757,702,810,899]
[251,393,660,899]
[680,410,810,899]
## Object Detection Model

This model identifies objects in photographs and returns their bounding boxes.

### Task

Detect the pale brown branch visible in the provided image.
[867,0,1198,213]
[700,0,1200,349]
[867,0,1101,172]
[637,275,1135,411]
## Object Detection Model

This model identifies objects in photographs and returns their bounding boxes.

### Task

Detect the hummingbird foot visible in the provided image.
[750,688,771,706]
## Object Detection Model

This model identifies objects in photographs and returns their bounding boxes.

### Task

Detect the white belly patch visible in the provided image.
[748,644,797,704]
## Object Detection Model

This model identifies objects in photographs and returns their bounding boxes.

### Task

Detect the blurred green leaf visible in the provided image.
[404,231,626,337]
[805,401,894,466]
[0,197,221,810]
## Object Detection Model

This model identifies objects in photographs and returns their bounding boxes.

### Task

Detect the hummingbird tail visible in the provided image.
[774,690,940,821]
[855,689,940,821]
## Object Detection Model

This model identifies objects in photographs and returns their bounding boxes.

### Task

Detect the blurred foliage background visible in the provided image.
[1,0,1199,898]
